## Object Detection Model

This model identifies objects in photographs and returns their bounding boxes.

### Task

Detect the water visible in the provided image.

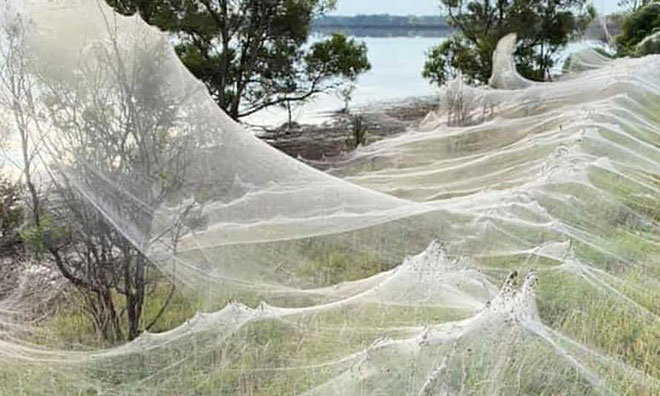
[349,37,443,103]
[0,36,445,172]
[245,36,445,127]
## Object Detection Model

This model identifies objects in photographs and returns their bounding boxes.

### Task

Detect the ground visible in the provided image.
[258,96,439,161]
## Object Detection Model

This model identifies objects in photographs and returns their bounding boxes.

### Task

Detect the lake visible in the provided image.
[0,36,445,171]
[245,36,445,127]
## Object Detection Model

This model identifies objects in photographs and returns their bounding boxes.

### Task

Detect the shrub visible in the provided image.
[636,31,660,56]
[346,114,368,150]
[616,2,660,56]
[0,174,23,250]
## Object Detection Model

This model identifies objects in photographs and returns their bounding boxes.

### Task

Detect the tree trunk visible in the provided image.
[101,288,123,342]
[124,247,147,341]
[84,288,123,343]
[287,101,293,129]
[218,0,229,110]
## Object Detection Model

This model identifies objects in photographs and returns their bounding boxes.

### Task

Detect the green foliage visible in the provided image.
[305,33,371,81]
[279,33,371,123]
[105,0,369,120]
[18,213,62,253]
[616,1,660,56]
[423,40,454,86]
[423,0,595,86]
[0,175,23,244]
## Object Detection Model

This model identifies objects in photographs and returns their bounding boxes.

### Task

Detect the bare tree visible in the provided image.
[41,24,203,341]
[0,9,43,229]
[1,8,203,342]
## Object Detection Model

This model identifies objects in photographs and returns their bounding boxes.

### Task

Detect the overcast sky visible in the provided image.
[329,0,622,16]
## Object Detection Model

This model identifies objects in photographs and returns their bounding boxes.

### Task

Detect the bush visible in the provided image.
[0,175,23,250]
[346,114,368,150]
[423,0,594,86]
[616,2,660,56]
[636,31,660,55]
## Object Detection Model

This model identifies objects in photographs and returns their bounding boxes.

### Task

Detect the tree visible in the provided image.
[106,0,370,120]
[38,26,205,342]
[338,83,355,114]
[616,1,660,56]
[423,0,595,86]
[276,33,370,127]
[617,0,650,12]
[304,33,370,114]
[0,8,203,342]
[0,9,43,233]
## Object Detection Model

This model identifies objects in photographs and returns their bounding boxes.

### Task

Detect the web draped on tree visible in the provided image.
[0,1,659,395]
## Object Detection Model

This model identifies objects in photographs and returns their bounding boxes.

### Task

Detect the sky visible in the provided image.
[329,0,623,16]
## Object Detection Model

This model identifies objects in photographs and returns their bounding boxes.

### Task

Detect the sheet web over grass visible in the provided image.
[1,1,660,394]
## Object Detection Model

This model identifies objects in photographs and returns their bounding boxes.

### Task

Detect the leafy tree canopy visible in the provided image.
[423,0,595,86]
[106,0,370,120]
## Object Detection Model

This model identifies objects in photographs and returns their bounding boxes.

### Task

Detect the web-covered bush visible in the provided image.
[636,31,660,55]
[0,175,23,250]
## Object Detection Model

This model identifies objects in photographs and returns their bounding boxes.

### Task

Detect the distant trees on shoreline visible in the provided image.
[313,15,452,38]
[314,15,450,30]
